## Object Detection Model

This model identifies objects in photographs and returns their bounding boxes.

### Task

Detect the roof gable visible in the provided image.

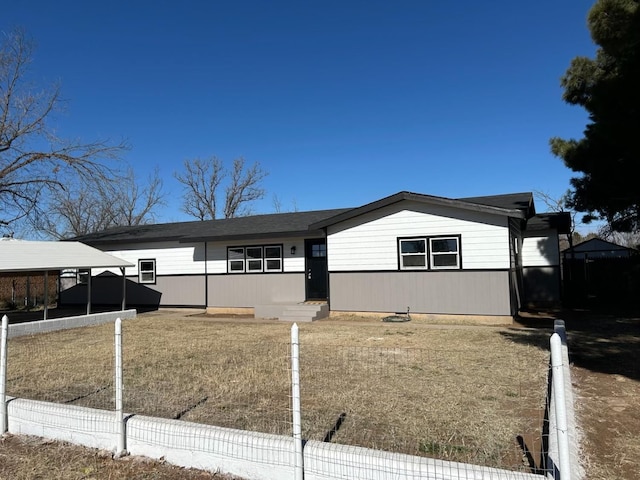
[309,191,532,230]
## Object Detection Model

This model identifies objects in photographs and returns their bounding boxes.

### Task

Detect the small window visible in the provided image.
[430,237,460,269]
[399,238,427,269]
[264,245,282,272]
[246,246,263,272]
[139,259,156,284]
[311,243,327,258]
[228,247,245,272]
[77,269,90,285]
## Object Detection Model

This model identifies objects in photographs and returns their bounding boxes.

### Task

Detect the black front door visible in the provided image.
[305,239,328,300]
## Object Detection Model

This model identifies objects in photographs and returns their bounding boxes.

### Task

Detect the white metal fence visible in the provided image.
[0,313,578,480]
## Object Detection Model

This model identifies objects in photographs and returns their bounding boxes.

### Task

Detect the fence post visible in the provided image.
[115,317,125,455]
[291,323,303,480]
[550,333,571,479]
[0,315,8,434]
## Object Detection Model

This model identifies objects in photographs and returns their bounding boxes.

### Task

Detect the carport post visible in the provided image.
[86,271,92,315]
[1,315,8,433]
[121,267,126,311]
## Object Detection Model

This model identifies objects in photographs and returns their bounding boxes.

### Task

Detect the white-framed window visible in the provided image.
[264,245,283,272]
[429,236,460,269]
[398,235,462,270]
[399,238,427,270]
[227,244,283,273]
[246,246,263,272]
[138,259,156,284]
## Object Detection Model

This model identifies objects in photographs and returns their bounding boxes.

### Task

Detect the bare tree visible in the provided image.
[223,158,267,218]
[534,190,582,254]
[175,156,267,220]
[113,167,164,227]
[0,28,126,230]
[30,167,165,239]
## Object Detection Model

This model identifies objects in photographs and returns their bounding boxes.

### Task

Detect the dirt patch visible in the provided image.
[516,308,640,480]
[0,434,245,480]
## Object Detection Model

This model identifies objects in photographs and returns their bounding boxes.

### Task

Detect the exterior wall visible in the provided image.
[522,229,560,267]
[326,201,511,271]
[522,229,562,306]
[329,271,512,316]
[207,273,305,307]
[59,273,206,307]
[523,266,561,306]
[94,241,206,276]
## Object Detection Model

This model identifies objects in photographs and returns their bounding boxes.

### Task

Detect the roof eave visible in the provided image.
[309,191,525,229]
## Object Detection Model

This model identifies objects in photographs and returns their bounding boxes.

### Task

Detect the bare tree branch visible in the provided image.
[175,156,267,220]
[0,28,126,229]
[174,157,224,220]
[28,167,165,239]
[223,157,267,219]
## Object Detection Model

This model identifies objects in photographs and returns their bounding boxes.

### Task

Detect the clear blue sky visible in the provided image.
[4,1,597,225]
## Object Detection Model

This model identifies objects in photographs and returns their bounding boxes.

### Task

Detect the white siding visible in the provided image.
[95,241,205,276]
[327,201,511,271]
[522,229,560,267]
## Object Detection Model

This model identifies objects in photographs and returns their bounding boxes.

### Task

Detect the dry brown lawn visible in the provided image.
[4,310,551,475]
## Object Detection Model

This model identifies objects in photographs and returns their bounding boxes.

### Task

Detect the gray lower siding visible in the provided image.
[60,274,206,307]
[523,266,561,306]
[329,271,512,316]
[207,273,306,307]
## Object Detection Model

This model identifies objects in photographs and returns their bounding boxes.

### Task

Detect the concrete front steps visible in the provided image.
[254,303,329,322]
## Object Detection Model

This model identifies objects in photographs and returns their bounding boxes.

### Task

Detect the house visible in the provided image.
[63,191,570,323]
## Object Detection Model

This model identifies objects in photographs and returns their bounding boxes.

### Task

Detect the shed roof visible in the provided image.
[0,239,133,272]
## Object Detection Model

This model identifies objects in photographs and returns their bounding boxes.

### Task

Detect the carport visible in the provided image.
[0,239,133,319]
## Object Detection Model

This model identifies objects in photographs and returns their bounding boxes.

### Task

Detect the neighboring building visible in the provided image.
[561,238,635,261]
[62,191,570,323]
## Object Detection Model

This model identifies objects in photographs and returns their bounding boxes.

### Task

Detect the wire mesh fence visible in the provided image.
[2,313,551,476]
[299,343,547,472]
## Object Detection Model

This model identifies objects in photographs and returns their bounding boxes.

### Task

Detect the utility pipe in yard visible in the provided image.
[0,315,7,433]
[291,323,303,480]
[115,317,125,455]
[550,333,571,480]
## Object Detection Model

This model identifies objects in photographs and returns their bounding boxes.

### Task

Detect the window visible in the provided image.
[246,246,263,272]
[227,245,283,273]
[398,235,461,270]
[264,246,283,272]
[139,259,156,284]
[77,269,90,285]
[311,243,326,258]
[430,237,460,268]
[399,238,427,269]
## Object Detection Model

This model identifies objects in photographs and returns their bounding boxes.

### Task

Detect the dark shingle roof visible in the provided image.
[457,192,535,216]
[71,191,562,246]
[71,208,352,246]
[526,213,572,234]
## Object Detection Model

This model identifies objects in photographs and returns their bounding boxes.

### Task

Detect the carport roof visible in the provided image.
[0,239,134,272]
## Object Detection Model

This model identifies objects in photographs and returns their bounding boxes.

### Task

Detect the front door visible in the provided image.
[305,239,328,300]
